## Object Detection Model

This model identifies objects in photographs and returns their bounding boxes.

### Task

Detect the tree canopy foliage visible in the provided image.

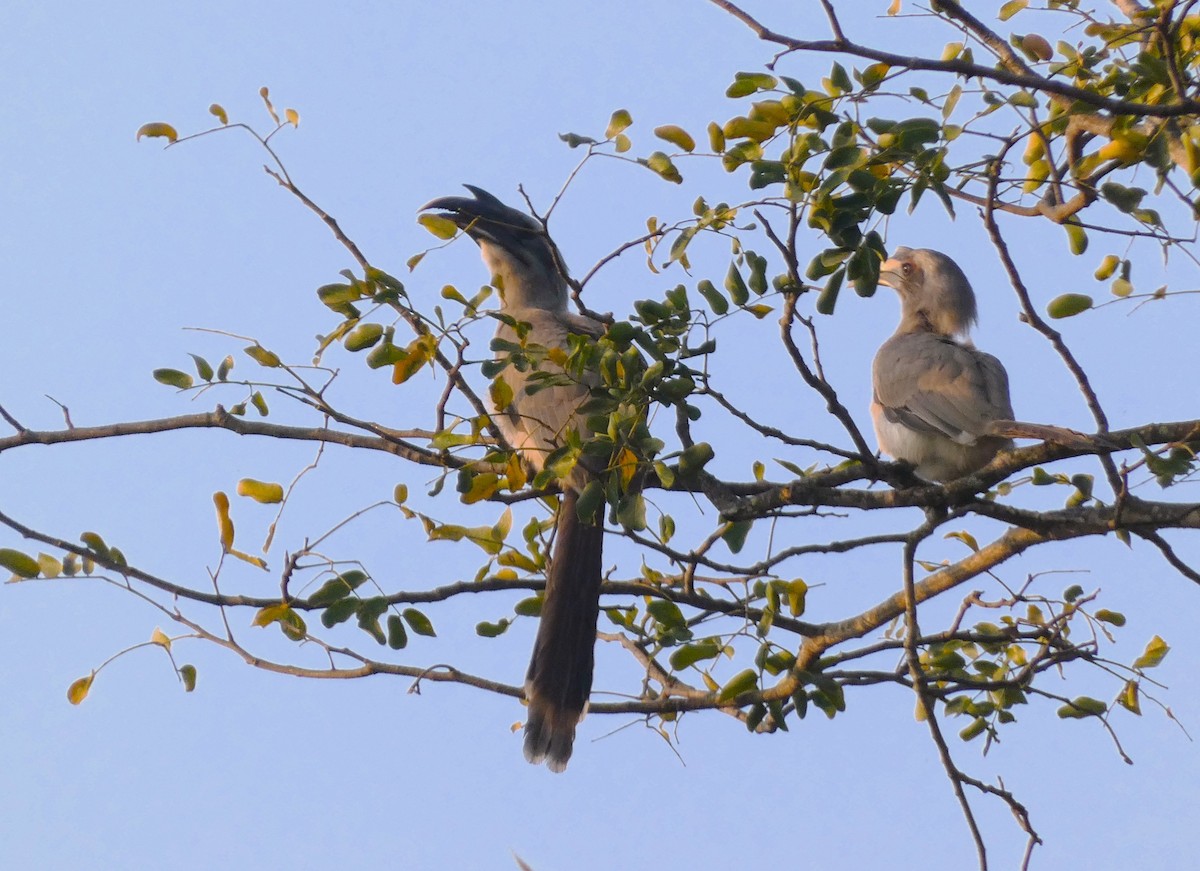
[5,2,1200,867]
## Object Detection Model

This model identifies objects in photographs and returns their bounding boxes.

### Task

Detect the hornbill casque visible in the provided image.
[872,246,1093,481]
[421,186,605,772]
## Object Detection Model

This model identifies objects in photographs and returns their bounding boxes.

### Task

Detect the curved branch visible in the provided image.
[708,0,1200,118]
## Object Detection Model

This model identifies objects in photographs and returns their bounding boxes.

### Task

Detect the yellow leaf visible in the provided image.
[1022,158,1049,193]
[605,108,633,139]
[462,473,502,504]
[617,447,638,489]
[285,107,300,128]
[489,377,514,412]
[253,603,292,628]
[150,627,171,650]
[1097,138,1142,164]
[998,0,1028,21]
[653,125,696,153]
[236,478,285,504]
[888,0,901,14]
[506,452,528,491]
[418,213,460,240]
[707,121,725,153]
[230,549,268,570]
[546,347,569,367]
[37,553,62,579]
[213,491,235,551]
[786,579,808,617]
[209,103,228,125]
[136,122,178,144]
[392,335,436,385]
[67,672,94,705]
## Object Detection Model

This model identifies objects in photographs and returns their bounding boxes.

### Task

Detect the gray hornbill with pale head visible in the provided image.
[420,186,605,772]
[872,246,1096,481]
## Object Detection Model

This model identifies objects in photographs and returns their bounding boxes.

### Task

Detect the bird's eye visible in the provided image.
[901,262,913,277]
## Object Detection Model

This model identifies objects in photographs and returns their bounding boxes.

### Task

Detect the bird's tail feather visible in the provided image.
[523,489,604,773]
[987,419,1105,450]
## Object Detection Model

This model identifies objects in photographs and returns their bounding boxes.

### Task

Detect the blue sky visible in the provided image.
[3,2,1199,868]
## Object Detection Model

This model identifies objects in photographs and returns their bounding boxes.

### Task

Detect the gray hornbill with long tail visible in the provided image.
[420,186,605,772]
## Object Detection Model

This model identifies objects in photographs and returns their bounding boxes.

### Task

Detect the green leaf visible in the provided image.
[179,664,197,693]
[1064,222,1088,256]
[217,355,234,381]
[615,492,647,531]
[344,322,384,352]
[959,718,987,741]
[725,263,750,306]
[189,354,214,382]
[721,520,752,554]
[645,151,682,184]
[244,345,282,368]
[646,599,686,630]
[402,607,437,637]
[697,279,729,315]
[1094,609,1126,627]
[576,480,605,525]
[153,368,194,390]
[726,71,777,98]
[476,619,510,638]
[669,641,721,671]
[1046,293,1093,319]
[677,442,714,478]
[717,668,758,702]
[1057,696,1107,718]
[320,597,360,628]
[816,269,844,315]
[317,283,362,316]
[307,570,368,606]
[0,548,41,579]
[387,614,409,649]
[1133,635,1169,670]
[80,531,110,558]
[1100,182,1147,214]
[514,596,542,617]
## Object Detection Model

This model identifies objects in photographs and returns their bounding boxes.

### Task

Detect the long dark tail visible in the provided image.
[523,488,605,773]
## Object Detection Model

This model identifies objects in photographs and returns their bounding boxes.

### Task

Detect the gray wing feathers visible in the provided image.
[874,333,1013,444]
